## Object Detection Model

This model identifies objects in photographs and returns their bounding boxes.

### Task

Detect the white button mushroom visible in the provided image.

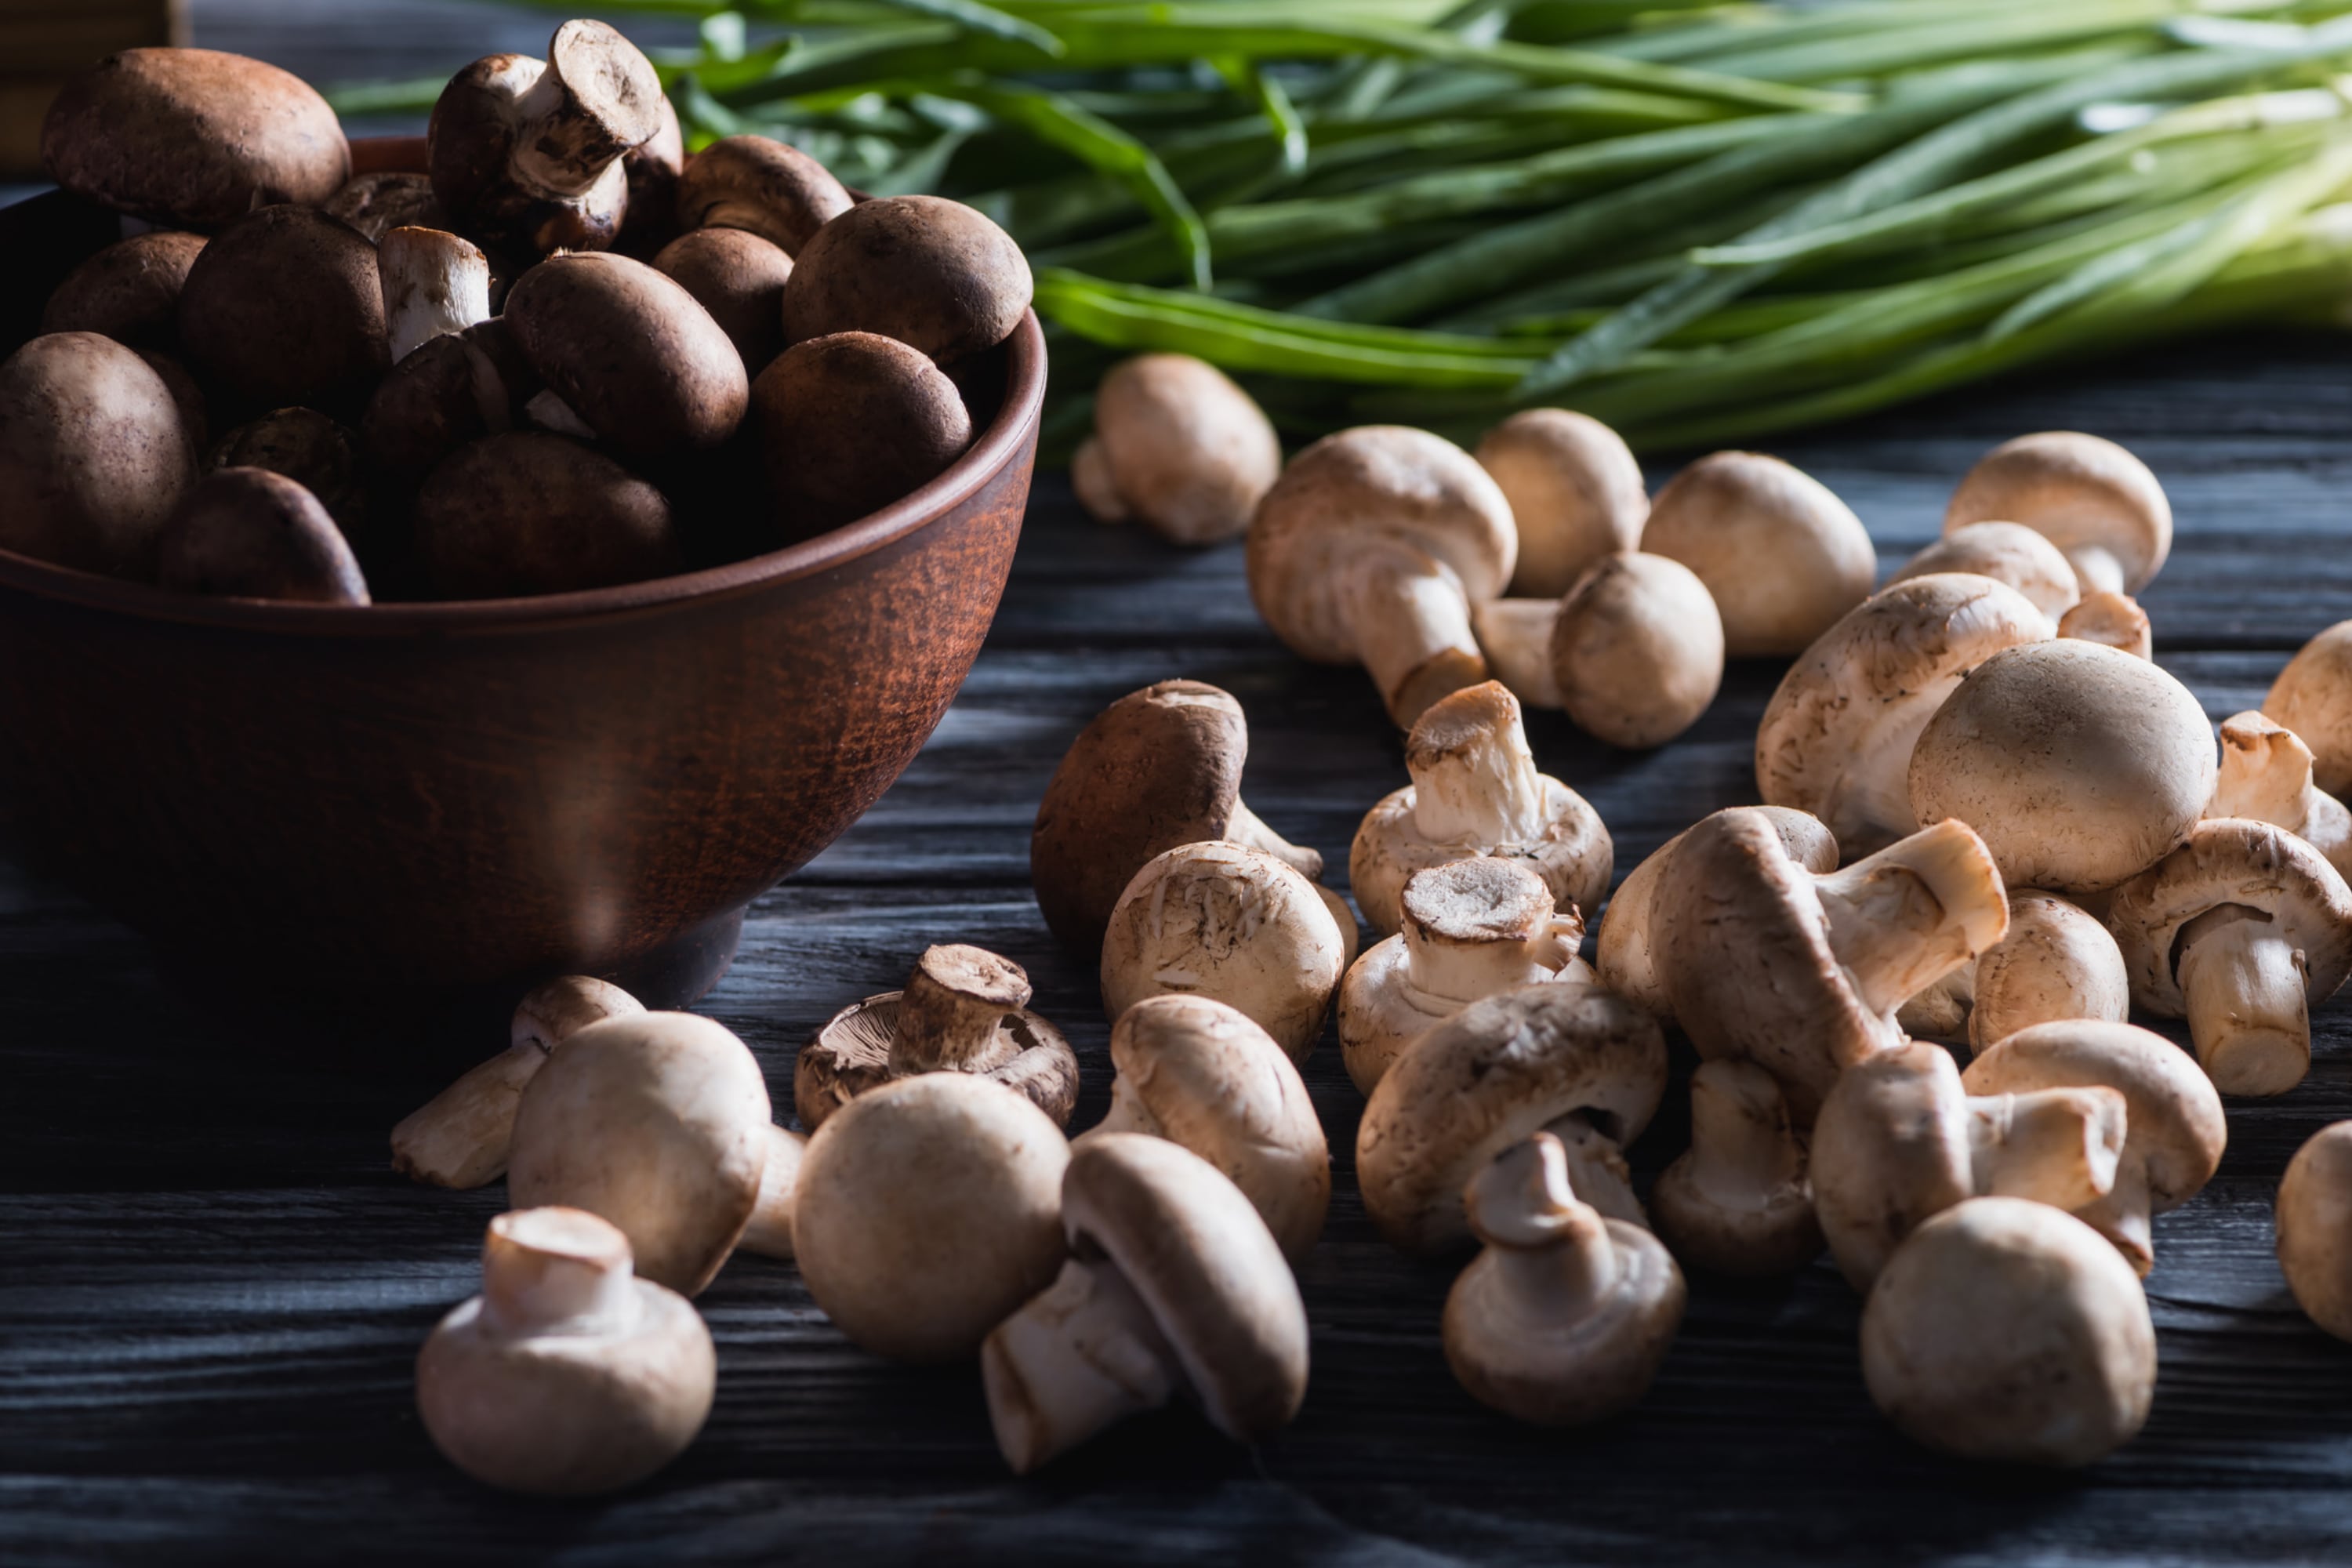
[1640,450,1877,659]
[2210,712,2352,883]
[1812,1040,2127,1291]
[2278,1121,2352,1341]
[1923,891,2132,1054]
[1472,554,1725,750]
[1336,857,1587,1097]
[793,944,1079,1132]
[1757,574,2052,857]
[1886,520,2079,619]
[1358,982,1667,1253]
[1962,1020,2227,1276]
[2266,619,2352,797]
[1650,1060,1823,1277]
[1084,995,1329,1261]
[1073,354,1283,547]
[982,1133,1308,1473]
[1443,1131,1685,1426]
[1100,841,1348,1062]
[1944,431,2172,598]
[794,1073,1069,1363]
[2106,818,2352,1097]
[1247,425,1518,726]
[1472,408,1647,598]
[736,1123,808,1261]
[1656,811,2009,1123]
[1908,640,2217,896]
[1350,681,1612,938]
[416,1207,715,1496]
[2058,590,2153,661]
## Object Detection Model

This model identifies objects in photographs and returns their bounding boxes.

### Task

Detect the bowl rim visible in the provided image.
[0,151,1049,639]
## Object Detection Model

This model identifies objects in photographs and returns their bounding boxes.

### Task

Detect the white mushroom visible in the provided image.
[1640,449,1876,658]
[1073,354,1282,546]
[1893,891,2132,1053]
[2267,619,2352,797]
[1472,408,1646,598]
[1650,1060,1823,1276]
[1472,554,1723,750]
[1886,520,2078,619]
[2278,1120,2352,1341]
[2210,711,2352,883]
[2058,590,2153,660]
[1944,430,2171,597]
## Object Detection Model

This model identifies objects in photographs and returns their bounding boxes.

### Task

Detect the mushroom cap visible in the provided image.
[652,226,792,376]
[1860,1197,2154,1467]
[361,318,537,482]
[324,170,449,244]
[506,1011,771,1297]
[41,48,349,228]
[2106,818,2352,1016]
[1809,1041,1980,1290]
[0,331,195,578]
[1758,574,2053,854]
[2267,620,2352,797]
[157,466,368,604]
[1639,450,1877,659]
[750,331,973,534]
[1969,891,2132,1051]
[1887,521,2079,619]
[1945,432,2171,594]
[1246,425,1517,664]
[1085,354,1283,547]
[177,204,390,411]
[513,975,644,1052]
[1550,551,1724,750]
[1962,1019,2227,1221]
[1473,408,1647,599]
[1907,639,2216,895]
[1055,1133,1309,1442]
[1099,840,1346,1062]
[677,134,855,257]
[791,990,1080,1133]
[42,230,208,347]
[414,431,680,599]
[2058,591,2152,662]
[1356,982,1666,1257]
[1097,994,1330,1261]
[2278,1120,2352,1341]
[780,194,1033,364]
[1031,680,1293,956]
[210,406,369,544]
[793,1073,1070,1363]
[619,95,688,256]
[503,252,749,457]
[1649,1059,1823,1278]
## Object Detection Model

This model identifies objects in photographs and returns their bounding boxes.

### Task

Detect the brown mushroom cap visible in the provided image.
[1549,550,1724,750]
[0,331,195,578]
[1474,408,1647,599]
[619,95,687,256]
[414,431,680,599]
[781,194,1033,364]
[675,134,854,257]
[793,1073,1070,1363]
[1861,1197,2154,1467]
[211,406,368,546]
[41,48,350,228]
[1888,520,2079,619]
[1640,450,1877,659]
[1907,639,2216,895]
[652,226,793,376]
[2278,1121,2352,1341]
[1075,354,1283,547]
[750,331,972,534]
[177,205,390,412]
[2266,619,2352,797]
[42,230,208,348]
[1945,431,2171,596]
[361,318,537,483]
[1758,573,2053,855]
[156,466,368,604]
[503,252,749,459]
[324,171,449,244]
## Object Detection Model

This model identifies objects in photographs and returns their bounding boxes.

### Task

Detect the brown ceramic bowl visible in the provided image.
[0,140,1044,1008]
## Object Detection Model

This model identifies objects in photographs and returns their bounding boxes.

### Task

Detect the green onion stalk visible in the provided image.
[331,1,2352,456]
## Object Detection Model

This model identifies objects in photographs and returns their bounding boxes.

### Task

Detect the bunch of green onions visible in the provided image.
[332,1,2352,454]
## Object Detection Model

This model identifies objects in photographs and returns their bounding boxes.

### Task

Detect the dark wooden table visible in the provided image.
[11,9,2352,1566]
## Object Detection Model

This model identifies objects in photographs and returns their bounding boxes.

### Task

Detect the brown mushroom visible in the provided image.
[1072,354,1282,547]
[1944,431,2171,597]
[323,171,448,243]
[674,134,854,256]
[209,406,368,547]
[1472,554,1726,750]
[618,95,686,256]
[780,194,1032,364]
[361,318,537,484]
[0,331,195,577]
[41,230,208,347]
[1472,408,1647,599]
[156,466,368,604]
[750,332,972,534]
[1640,450,1876,659]
[652,227,793,376]
[1896,891,2132,1052]
[2267,619,2352,797]
[176,205,390,412]
[414,431,680,599]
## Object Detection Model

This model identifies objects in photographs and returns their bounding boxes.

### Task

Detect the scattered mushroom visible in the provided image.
[675,133,854,256]
[416,1206,714,1495]
[794,1073,1069,1363]
[749,331,972,533]
[41,230,208,347]
[793,943,1078,1132]
[1472,553,1724,749]
[506,1011,772,1297]
[1944,430,2171,597]
[1650,1060,1823,1276]
[2267,619,2352,797]
[1896,891,2132,1051]
[1656,811,2009,1123]
[2106,818,2352,1097]
[1472,408,1647,599]
[1099,841,1346,1062]
[156,466,368,604]
[2211,712,2352,882]
[1757,573,2052,855]
[1860,1196,2154,1467]
[1350,681,1611,937]
[1886,520,2078,619]
[1908,639,2216,895]
[392,975,644,1190]
[379,227,492,365]
[1072,354,1283,546]
[1811,1039,2127,1290]
[2058,590,2153,660]
[414,431,681,598]
[736,1124,808,1261]
[1962,1019,2227,1276]
[780,194,1032,363]
[0,332,195,577]
[1082,994,1329,1261]
[176,204,390,412]
[982,1133,1308,1473]
[1443,1131,1685,1425]
[1247,426,1519,726]
[1336,857,1588,1097]
[652,226,793,376]
[323,170,448,244]
[2278,1121,2352,1341]
[1639,450,1876,659]
[1358,982,1667,1252]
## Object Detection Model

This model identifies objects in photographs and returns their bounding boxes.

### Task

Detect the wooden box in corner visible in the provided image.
[2,0,187,177]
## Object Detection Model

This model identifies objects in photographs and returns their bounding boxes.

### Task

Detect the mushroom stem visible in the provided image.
[378,227,491,365]
[1407,698,1548,849]
[2176,906,2311,1096]
[2213,714,2318,826]
[1546,1113,1646,1229]
[1682,1061,1807,1209]
[1225,800,1326,881]
[390,1040,549,1189]
[1815,820,2009,1018]
[1467,1134,1619,1319]
[1965,1086,2126,1212]
[1069,437,1127,523]
[2064,544,2129,598]
[481,1207,643,1336]
[982,1257,1179,1475]
[735,1125,807,1260]
[1343,546,1490,727]
[524,388,597,440]
[505,33,655,199]
[1405,919,1564,1004]
[2071,1155,2156,1276]
[1470,597,1566,710]
[894,945,1033,1074]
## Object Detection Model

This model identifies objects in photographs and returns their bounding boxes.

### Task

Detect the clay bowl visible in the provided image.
[0,140,1044,1010]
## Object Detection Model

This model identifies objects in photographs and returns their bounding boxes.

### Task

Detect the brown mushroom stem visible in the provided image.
[1409,694,1550,849]
[379,227,491,364]
[2058,591,2151,660]
[894,946,1032,1074]
[481,1206,642,1336]
[506,42,652,198]
[1680,1062,1807,1209]
[735,1125,807,1260]
[1966,1087,2127,1212]
[1225,801,1326,880]
[1548,1114,1646,1229]
[983,1258,1180,1474]
[1346,546,1493,728]
[2175,906,2312,1096]
[1468,1135,1619,1317]
[1815,819,2010,1018]
[390,1040,550,1189]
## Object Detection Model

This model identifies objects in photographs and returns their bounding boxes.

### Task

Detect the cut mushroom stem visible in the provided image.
[1470,1134,1618,1315]
[2176,906,2312,1096]
[482,1204,641,1335]
[379,226,490,364]
[510,24,663,198]
[735,1124,808,1261]
[1548,1113,1646,1229]
[2058,590,2151,660]
[1969,1086,2128,1211]
[895,945,1032,1074]
[985,1256,1178,1474]
[1409,680,1550,848]
[1816,818,2013,1018]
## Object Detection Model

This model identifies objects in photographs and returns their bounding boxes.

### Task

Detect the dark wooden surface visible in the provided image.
[12,7,2352,1565]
